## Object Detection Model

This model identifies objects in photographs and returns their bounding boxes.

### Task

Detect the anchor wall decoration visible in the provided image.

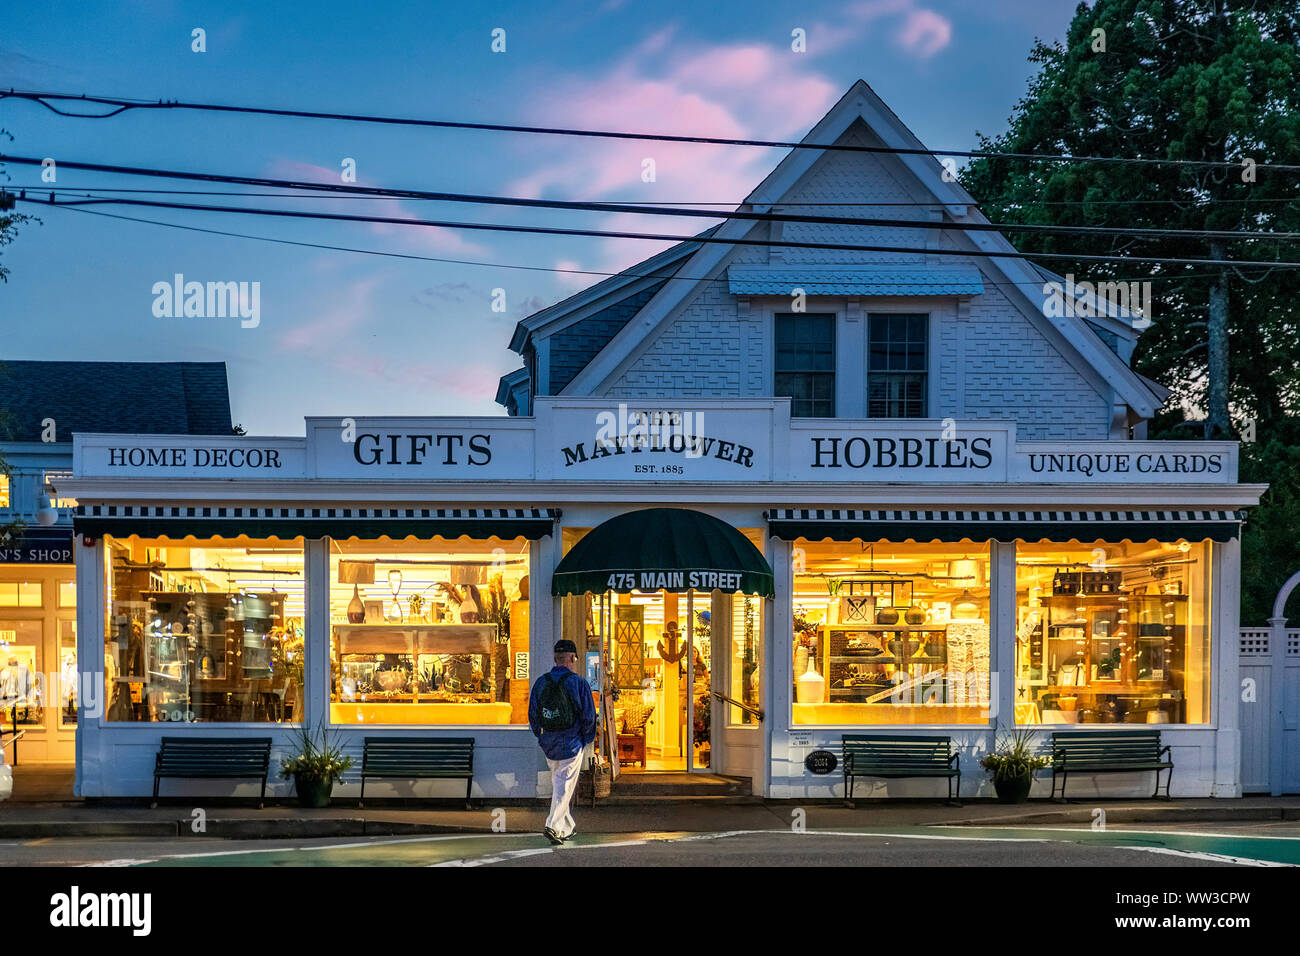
[658,623,687,663]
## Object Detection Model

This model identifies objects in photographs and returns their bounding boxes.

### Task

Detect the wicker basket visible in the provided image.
[578,761,612,801]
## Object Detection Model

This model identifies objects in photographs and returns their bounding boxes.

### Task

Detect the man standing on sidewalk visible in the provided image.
[528,639,597,845]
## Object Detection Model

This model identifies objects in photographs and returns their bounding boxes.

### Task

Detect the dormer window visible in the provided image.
[868,313,928,418]
[775,313,835,417]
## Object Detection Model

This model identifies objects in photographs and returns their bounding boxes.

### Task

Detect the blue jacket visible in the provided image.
[528,666,597,761]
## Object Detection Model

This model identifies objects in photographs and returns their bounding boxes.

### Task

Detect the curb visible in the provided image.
[945,805,1300,827]
[1,803,1297,840]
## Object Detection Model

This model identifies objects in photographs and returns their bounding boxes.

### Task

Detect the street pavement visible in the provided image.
[2,821,1298,867]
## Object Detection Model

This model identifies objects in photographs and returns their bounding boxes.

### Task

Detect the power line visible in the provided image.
[5,87,1299,173]
[17,192,1300,269]
[44,202,1233,302]
[3,156,1297,244]
[9,184,1297,207]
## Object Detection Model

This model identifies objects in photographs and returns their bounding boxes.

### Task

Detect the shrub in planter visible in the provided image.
[980,729,1049,804]
[280,725,353,808]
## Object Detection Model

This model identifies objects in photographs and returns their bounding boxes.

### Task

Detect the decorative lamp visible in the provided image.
[950,558,982,587]
[953,589,980,621]
[338,560,375,625]
[36,493,59,527]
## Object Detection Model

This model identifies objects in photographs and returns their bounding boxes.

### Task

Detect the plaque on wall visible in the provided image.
[805,749,838,775]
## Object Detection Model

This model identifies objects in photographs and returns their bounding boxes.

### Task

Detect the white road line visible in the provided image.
[431,828,1049,864]
[1116,845,1294,867]
[84,859,160,867]
[96,832,512,864]
[941,825,1300,841]
[432,838,653,867]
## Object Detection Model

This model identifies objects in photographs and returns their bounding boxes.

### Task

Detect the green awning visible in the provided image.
[74,505,559,541]
[552,508,774,597]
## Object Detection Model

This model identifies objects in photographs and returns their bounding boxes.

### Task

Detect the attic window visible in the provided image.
[775,314,835,417]
[868,313,928,418]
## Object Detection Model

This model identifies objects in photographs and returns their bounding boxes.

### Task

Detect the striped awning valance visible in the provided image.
[74,505,560,541]
[764,508,1244,543]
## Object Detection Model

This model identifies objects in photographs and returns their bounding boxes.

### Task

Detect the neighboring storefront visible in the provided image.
[61,82,1265,800]
[0,360,232,765]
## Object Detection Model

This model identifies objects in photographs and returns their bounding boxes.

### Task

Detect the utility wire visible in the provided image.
[16,192,1300,269]
[9,184,1297,207]
[4,87,1299,172]
[45,201,1227,293]
[3,156,1297,243]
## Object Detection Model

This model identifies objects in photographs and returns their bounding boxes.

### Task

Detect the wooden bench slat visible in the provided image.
[153,737,272,807]
[841,734,961,802]
[1050,731,1173,799]
[359,737,476,808]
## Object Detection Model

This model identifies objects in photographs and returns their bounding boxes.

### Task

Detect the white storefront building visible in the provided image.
[64,82,1263,801]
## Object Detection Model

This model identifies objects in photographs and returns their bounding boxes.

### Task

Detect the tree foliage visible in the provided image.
[962,0,1300,430]
[962,1,1300,623]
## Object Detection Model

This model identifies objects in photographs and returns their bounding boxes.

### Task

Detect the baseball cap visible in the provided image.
[554,639,578,655]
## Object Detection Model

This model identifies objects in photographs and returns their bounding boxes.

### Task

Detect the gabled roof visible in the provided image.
[560,79,1166,418]
[0,361,233,441]
[508,227,717,355]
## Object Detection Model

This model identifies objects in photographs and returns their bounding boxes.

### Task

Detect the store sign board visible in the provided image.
[1010,442,1238,483]
[306,418,535,480]
[72,407,1241,486]
[787,425,1239,484]
[539,401,774,481]
[0,529,74,564]
[786,422,1013,482]
[75,435,306,478]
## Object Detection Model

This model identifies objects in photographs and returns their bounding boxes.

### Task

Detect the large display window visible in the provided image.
[104,536,305,723]
[328,537,529,726]
[791,540,992,725]
[1014,539,1212,725]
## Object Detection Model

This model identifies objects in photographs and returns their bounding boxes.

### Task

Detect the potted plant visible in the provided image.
[980,728,1049,803]
[280,725,353,808]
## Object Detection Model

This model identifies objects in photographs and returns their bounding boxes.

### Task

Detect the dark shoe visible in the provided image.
[543,827,563,846]
[562,830,576,842]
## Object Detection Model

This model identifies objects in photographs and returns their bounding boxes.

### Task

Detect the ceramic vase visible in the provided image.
[346,584,365,624]
[796,658,826,704]
[794,645,810,679]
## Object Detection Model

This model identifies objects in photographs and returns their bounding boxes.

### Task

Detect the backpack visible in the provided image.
[538,671,578,732]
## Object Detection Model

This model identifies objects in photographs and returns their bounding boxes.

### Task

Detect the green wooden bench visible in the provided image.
[842,734,961,805]
[360,736,475,809]
[1050,730,1173,800]
[152,737,272,808]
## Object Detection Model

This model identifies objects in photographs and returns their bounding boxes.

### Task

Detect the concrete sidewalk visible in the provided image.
[2,796,1299,840]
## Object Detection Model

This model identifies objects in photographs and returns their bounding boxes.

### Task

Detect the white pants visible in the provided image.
[545,751,585,838]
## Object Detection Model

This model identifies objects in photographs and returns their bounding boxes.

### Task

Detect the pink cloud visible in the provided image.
[265,159,489,257]
[507,31,837,207]
[277,275,382,352]
[813,0,953,60]
[331,354,506,402]
[898,9,952,59]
